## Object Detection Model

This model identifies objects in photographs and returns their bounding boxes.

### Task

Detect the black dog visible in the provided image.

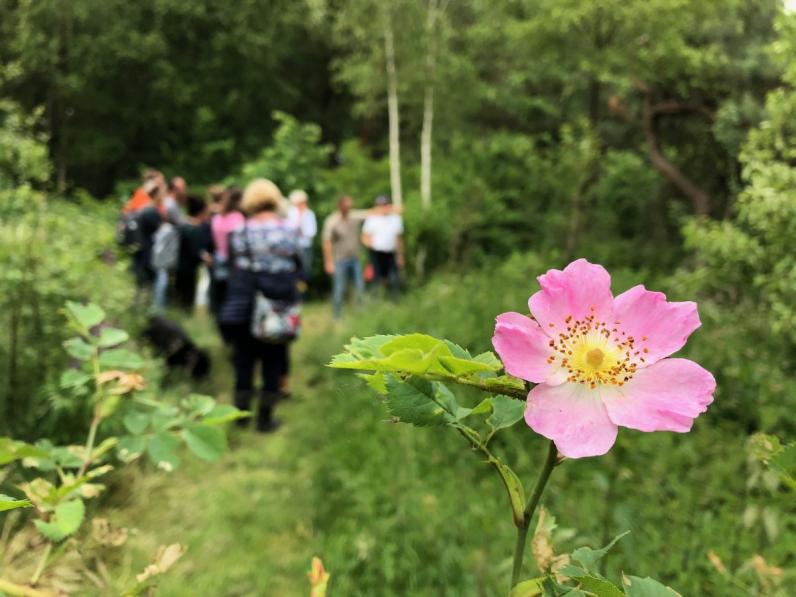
[143,315,211,380]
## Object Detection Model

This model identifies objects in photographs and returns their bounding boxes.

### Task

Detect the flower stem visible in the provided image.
[510,440,559,590]
[0,576,53,597]
[78,352,103,477]
[30,542,52,586]
[78,415,100,478]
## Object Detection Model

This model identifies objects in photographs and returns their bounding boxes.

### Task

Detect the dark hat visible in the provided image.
[374,195,391,206]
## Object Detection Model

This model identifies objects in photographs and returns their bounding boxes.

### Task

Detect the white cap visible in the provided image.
[289,190,309,205]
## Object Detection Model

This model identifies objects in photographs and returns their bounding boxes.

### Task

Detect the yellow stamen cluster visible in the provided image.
[542,307,648,390]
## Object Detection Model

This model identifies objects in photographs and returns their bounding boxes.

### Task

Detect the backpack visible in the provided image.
[150,223,180,271]
[116,212,143,248]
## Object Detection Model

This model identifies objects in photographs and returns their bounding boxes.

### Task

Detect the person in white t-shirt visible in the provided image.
[286,189,318,271]
[362,195,404,298]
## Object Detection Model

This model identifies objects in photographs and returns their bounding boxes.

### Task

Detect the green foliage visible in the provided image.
[33,499,85,542]
[0,100,50,187]
[238,111,333,197]
[0,302,242,593]
[0,0,351,193]
[750,433,796,490]
[0,188,136,440]
[0,495,32,512]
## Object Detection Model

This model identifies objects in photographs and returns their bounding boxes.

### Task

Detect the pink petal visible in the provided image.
[529,259,614,334]
[602,358,715,433]
[612,285,701,364]
[492,312,564,384]
[525,382,618,458]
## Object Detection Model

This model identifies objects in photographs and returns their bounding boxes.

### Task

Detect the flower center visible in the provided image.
[586,348,605,368]
[543,309,649,389]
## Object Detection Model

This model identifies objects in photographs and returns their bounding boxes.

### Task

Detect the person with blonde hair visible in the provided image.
[219,178,303,432]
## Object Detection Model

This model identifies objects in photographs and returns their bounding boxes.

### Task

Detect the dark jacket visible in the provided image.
[219,219,302,325]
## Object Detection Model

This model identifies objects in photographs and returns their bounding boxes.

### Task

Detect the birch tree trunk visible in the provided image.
[420,0,439,210]
[384,9,403,208]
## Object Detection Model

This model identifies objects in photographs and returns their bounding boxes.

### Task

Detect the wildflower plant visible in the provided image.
[330,259,715,595]
[0,301,244,595]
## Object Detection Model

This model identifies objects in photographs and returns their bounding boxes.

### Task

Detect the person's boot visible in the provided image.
[234,389,253,428]
[257,391,282,433]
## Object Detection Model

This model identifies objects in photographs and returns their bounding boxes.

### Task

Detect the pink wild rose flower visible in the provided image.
[492,258,716,458]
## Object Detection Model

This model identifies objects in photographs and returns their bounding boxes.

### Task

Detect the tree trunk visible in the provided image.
[642,94,711,216]
[420,0,439,210]
[384,13,403,208]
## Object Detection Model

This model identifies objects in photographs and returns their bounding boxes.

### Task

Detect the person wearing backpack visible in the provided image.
[132,180,177,310]
[119,170,163,289]
[219,178,303,433]
[151,218,180,310]
[175,196,214,311]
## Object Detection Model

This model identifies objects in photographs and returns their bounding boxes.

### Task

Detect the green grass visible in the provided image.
[103,262,796,596]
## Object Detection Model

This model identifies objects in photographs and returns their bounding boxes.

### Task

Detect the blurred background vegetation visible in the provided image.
[1,0,796,594]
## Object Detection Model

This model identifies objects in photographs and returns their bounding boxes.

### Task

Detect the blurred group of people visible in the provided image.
[119,169,404,433]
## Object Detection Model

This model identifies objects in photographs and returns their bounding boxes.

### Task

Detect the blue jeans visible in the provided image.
[333,257,364,319]
[300,247,313,273]
[152,268,169,310]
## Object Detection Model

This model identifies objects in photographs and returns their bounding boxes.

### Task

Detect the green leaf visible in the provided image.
[148,433,181,471]
[357,372,388,395]
[345,335,396,359]
[473,351,503,369]
[117,436,148,463]
[60,369,91,389]
[769,444,796,489]
[65,302,105,331]
[97,327,130,348]
[33,499,85,542]
[331,333,496,379]
[151,405,182,432]
[438,355,500,376]
[487,395,526,431]
[0,438,50,466]
[558,564,590,578]
[380,333,452,357]
[577,575,624,597]
[182,394,216,417]
[509,577,545,597]
[468,398,493,417]
[443,340,472,359]
[0,494,32,512]
[202,404,248,426]
[123,412,150,435]
[434,383,472,421]
[64,337,95,360]
[493,457,526,527]
[622,575,682,596]
[384,377,451,426]
[99,349,144,370]
[571,531,630,572]
[181,425,226,462]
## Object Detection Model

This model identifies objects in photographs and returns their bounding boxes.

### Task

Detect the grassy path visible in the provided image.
[109,305,340,596]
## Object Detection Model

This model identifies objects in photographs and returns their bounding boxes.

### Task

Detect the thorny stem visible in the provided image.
[424,373,528,401]
[510,440,559,590]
